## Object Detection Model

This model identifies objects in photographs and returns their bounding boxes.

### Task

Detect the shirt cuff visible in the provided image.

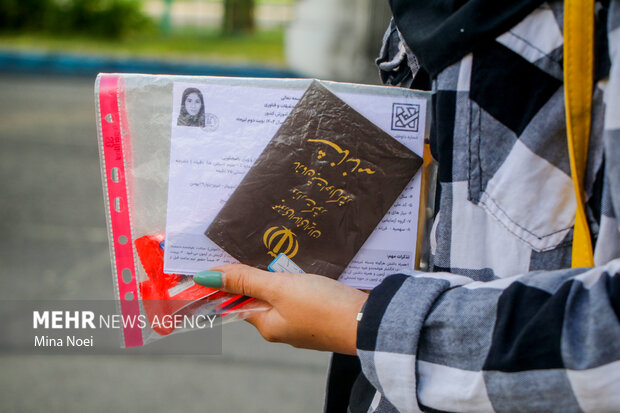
[355,272,462,412]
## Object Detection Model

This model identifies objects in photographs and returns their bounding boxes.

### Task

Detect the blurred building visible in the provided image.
[144,0,392,84]
[286,0,392,83]
[143,0,293,29]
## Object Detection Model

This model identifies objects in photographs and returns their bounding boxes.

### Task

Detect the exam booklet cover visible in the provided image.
[205,82,423,279]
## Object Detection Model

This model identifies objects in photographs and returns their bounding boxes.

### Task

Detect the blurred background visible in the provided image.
[0,0,392,412]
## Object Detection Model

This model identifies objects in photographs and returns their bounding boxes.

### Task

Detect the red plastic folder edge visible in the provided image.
[96,74,143,348]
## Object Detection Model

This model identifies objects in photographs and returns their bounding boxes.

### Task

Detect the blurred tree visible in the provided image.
[0,0,57,31]
[55,0,152,38]
[223,0,255,34]
[0,0,152,39]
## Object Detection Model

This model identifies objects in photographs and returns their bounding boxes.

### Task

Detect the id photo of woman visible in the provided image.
[177,87,205,127]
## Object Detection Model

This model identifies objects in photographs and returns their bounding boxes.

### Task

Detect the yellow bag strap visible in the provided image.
[564,0,595,267]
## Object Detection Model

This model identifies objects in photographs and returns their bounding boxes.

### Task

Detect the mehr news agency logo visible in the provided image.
[31,310,217,348]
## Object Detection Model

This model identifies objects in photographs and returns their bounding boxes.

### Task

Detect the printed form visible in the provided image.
[164,82,427,289]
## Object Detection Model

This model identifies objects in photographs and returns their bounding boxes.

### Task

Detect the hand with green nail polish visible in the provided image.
[193,270,222,288]
[194,264,368,355]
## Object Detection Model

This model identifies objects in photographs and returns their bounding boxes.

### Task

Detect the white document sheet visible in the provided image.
[164,81,427,289]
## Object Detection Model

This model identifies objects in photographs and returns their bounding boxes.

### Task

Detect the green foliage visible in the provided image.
[0,0,57,31]
[0,0,152,39]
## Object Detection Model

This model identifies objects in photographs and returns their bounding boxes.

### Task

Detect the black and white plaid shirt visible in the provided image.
[347,1,620,412]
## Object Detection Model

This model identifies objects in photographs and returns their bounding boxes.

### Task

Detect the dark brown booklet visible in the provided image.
[205,82,423,279]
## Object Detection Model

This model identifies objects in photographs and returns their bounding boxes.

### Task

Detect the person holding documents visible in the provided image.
[195,1,620,411]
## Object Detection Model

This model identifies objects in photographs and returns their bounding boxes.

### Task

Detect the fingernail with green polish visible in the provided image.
[193,270,223,288]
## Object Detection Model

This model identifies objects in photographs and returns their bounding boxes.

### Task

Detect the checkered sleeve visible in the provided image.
[352,2,620,412]
[603,0,620,240]
[356,261,620,413]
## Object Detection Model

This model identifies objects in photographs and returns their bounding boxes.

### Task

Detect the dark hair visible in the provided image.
[177,88,205,127]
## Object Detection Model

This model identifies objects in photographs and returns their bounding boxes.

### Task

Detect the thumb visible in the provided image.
[193,264,281,301]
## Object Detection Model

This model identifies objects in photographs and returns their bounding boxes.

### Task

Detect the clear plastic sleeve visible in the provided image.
[94,73,432,347]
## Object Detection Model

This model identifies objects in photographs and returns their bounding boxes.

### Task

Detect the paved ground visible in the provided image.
[0,73,330,412]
